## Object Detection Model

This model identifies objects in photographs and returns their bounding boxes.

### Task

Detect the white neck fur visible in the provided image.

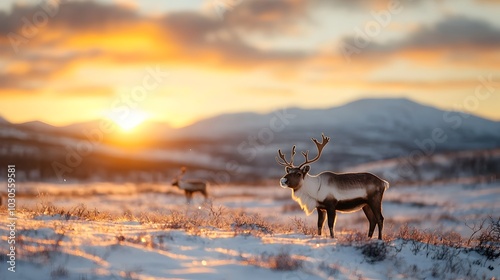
[291,175,320,215]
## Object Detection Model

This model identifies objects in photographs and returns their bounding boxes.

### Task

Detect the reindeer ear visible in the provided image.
[301,165,310,175]
[286,166,292,173]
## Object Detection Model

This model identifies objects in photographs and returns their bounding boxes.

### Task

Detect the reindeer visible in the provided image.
[171,167,208,203]
[276,134,389,239]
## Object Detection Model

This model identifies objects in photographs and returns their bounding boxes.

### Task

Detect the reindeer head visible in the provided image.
[172,167,186,187]
[276,134,330,190]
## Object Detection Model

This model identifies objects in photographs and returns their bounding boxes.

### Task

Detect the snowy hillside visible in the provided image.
[0,98,499,182]
[175,98,500,140]
[349,148,500,184]
[0,115,8,124]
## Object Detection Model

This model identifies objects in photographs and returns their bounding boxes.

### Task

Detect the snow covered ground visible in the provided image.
[1,181,499,279]
[12,180,500,236]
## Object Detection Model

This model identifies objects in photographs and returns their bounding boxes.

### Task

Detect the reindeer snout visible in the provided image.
[280,178,288,188]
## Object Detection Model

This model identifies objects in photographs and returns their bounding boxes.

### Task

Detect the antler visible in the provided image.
[176,167,186,179]
[298,133,330,168]
[276,145,296,168]
[172,167,187,184]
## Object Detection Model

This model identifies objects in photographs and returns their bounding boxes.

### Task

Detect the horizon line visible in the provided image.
[2,97,499,128]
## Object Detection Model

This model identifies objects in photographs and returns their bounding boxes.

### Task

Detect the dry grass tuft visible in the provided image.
[245,250,303,271]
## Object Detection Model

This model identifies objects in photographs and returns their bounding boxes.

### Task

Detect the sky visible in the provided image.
[0,0,499,130]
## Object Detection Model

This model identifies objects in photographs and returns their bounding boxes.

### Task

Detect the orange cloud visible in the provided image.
[55,86,115,97]
[0,1,311,96]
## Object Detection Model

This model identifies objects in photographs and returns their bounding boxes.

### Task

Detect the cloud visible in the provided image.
[223,0,311,34]
[310,75,482,87]
[474,0,500,4]
[0,48,104,92]
[313,0,426,10]
[219,0,427,34]
[0,1,310,93]
[341,15,500,56]
[159,11,307,65]
[2,0,496,102]
[396,16,500,50]
[0,1,138,35]
[0,1,307,60]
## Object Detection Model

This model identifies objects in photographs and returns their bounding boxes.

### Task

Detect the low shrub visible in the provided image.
[359,241,387,263]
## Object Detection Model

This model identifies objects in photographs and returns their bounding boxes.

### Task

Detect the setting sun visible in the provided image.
[108,110,148,132]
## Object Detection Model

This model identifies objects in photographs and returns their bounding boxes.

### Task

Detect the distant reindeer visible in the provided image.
[276,134,389,239]
[172,167,208,203]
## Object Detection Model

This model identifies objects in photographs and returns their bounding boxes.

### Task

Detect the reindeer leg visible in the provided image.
[368,197,384,240]
[362,205,376,238]
[376,206,384,240]
[317,208,326,236]
[326,208,337,238]
[201,189,208,200]
[185,191,193,204]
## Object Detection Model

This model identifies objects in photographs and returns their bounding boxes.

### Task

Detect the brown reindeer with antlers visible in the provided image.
[172,167,208,203]
[276,134,389,239]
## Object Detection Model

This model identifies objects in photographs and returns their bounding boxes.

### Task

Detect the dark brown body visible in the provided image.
[172,180,208,203]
